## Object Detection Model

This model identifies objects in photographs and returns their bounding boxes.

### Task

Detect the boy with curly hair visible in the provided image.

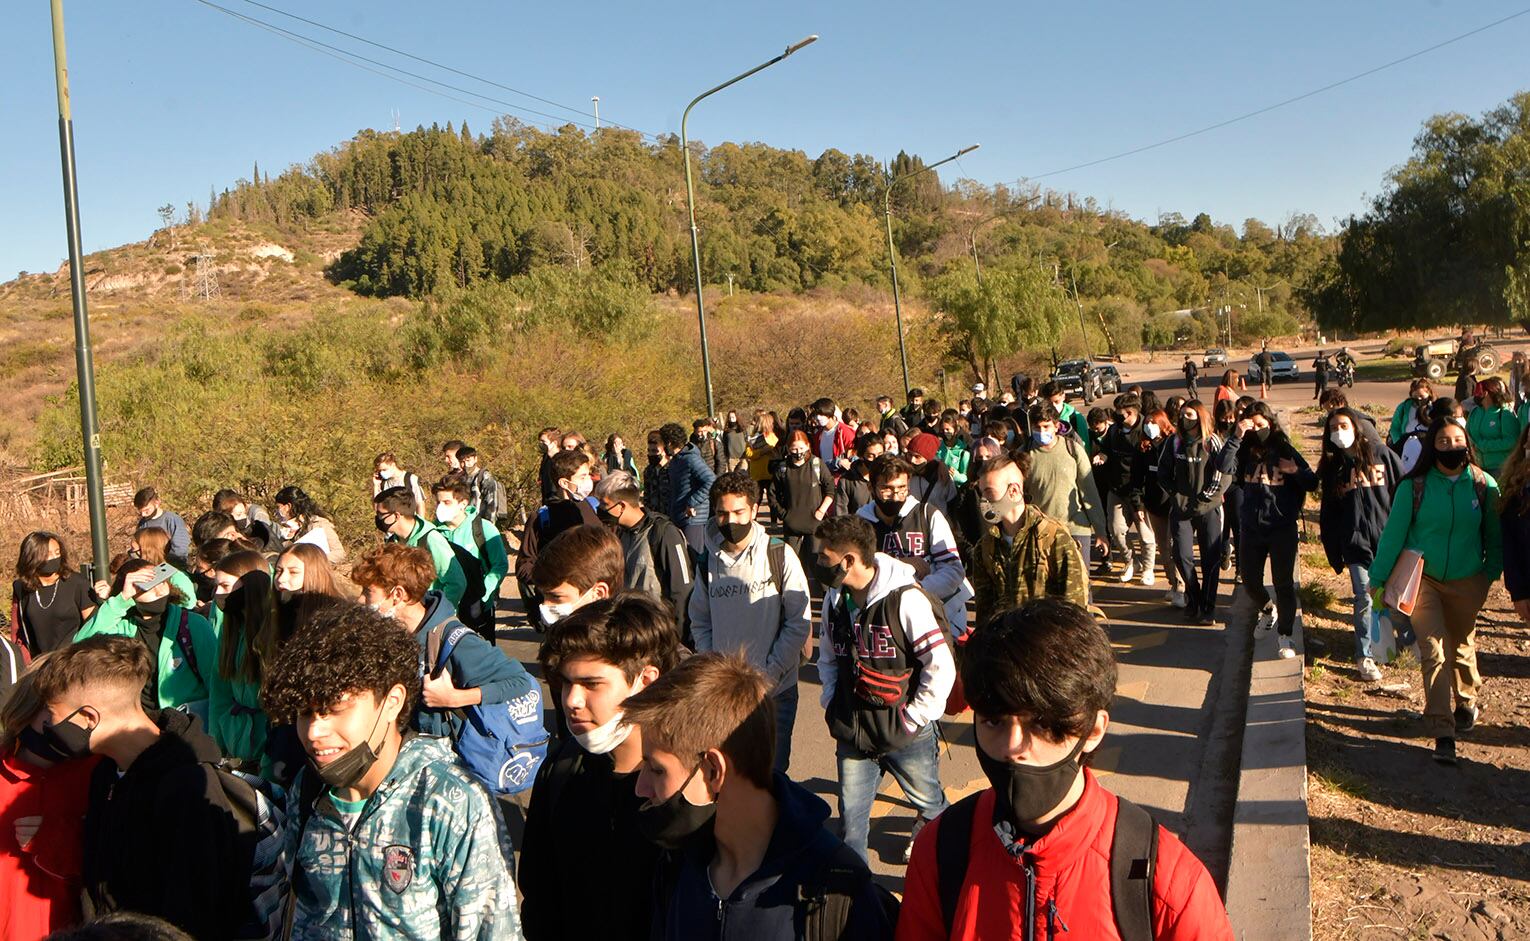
[262,603,520,941]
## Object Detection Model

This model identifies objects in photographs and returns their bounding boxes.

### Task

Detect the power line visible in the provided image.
[188,0,661,139]
[230,0,644,135]
[1013,4,1530,184]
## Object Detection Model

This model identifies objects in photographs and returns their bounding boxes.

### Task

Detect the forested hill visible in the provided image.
[207,116,1333,349]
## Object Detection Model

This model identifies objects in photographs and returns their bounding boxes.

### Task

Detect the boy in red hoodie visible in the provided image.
[897,598,1234,941]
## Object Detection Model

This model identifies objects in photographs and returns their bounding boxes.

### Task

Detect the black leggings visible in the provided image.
[1171,507,1224,616]
[1238,524,1299,636]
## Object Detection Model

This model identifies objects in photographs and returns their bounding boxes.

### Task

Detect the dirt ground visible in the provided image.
[1282,396,1530,940]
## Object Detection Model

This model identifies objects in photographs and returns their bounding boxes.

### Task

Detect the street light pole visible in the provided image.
[49,0,109,577]
[883,143,979,395]
[968,194,1041,286]
[682,34,818,417]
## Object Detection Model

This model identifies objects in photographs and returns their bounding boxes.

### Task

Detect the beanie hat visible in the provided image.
[907,433,940,463]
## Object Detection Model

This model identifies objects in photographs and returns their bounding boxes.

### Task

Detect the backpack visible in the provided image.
[935,791,1158,941]
[839,583,962,715]
[173,608,202,685]
[427,621,548,795]
[442,522,490,632]
[207,766,289,940]
[487,474,511,528]
[695,536,788,597]
[799,843,902,941]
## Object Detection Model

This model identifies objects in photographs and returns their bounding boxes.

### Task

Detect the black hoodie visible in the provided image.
[81,709,251,940]
[652,774,894,941]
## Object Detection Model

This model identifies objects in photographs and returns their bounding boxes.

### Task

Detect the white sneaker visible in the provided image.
[1140,567,1156,587]
[903,817,927,864]
[1255,606,1275,634]
[1119,560,1136,583]
[1358,658,1382,683]
[1277,636,1296,659]
[1167,589,1187,609]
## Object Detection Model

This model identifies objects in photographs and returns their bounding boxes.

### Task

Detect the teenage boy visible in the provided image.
[537,426,563,502]
[835,433,884,517]
[626,652,895,939]
[1041,380,1092,449]
[520,593,682,940]
[34,637,253,939]
[1026,401,1111,585]
[811,397,857,475]
[815,516,955,863]
[877,394,909,437]
[1097,393,1158,584]
[132,487,189,567]
[432,473,510,639]
[374,486,467,608]
[530,523,626,626]
[456,446,504,525]
[970,453,1089,627]
[689,472,812,773]
[660,422,718,553]
[261,603,521,940]
[857,455,973,638]
[897,598,1233,940]
[592,470,693,632]
[352,544,538,744]
[515,448,601,613]
[903,433,959,518]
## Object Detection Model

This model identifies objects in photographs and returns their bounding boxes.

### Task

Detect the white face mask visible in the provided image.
[1330,427,1356,450]
[378,469,394,480]
[434,504,459,524]
[1144,423,1161,440]
[539,601,575,625]
[1451,416,1467,428]
[574,477,594,500]
[367,600,397,620]
[569,712,633,755]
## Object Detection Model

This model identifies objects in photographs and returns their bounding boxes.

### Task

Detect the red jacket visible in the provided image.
[897,772,1234,941]
[813,421,858,473]
[0,750,100,940]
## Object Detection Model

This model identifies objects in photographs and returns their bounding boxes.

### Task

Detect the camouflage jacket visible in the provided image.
[971,505,1089,628]
[284,735,522,941]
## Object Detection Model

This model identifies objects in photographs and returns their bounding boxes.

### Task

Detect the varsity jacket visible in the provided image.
[856,497,974,635]
[819,554,955,757]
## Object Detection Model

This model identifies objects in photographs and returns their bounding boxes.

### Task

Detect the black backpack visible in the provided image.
[935,791,1158,940]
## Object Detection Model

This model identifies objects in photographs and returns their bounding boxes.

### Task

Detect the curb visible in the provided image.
[1224,602,1313,940]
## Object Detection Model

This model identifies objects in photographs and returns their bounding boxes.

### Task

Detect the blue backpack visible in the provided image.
[428,622,548,795]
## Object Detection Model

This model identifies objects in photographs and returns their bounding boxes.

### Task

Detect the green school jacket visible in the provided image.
[1369,467,1503,586]
[396,518,467,607]
[75,596,219,713]
[442,506,510,604]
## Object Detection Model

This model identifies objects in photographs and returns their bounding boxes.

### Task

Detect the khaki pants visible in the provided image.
[1411,573,1489,737]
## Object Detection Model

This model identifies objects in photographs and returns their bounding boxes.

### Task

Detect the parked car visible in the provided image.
[1203,348,1228,368]
[1247,351,1301,383]
[1093,364,1123,395]
[1050,359,1097,400]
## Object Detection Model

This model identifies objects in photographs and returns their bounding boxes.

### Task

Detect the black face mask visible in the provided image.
[1436,448,1468,471]
[788,453,807,466]
[38,558,63,577]
[595,503,623,527]
[192,570,217,603]
[922,461,941,480]
[717,519,752,546]
[18,724,75,764]
[314,708,386,791]
[1252,427,1272,445]
[874,497,906,519]
[40,708,96,763]
[975,732,1090,828]
[648,452,662,465]
[374,513,394,534]
[636,765,717,850]
[134,596,171,618]
[819,561,848,590]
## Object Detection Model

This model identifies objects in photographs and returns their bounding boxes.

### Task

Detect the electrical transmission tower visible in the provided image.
[184,245,220,301]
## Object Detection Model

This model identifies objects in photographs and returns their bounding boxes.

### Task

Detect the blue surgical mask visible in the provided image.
[1032,429,1056,447]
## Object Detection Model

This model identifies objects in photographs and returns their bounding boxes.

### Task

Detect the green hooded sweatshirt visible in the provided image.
[394,517,467,607]
[74,595,219,715]
[1369,466,1502,586]
[442,506,510,604]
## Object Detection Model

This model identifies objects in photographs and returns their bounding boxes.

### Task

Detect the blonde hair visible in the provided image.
[133,526,171,564]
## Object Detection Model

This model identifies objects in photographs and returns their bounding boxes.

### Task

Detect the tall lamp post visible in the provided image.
[883,144,978,395]
[682,34,818,417]
[49,0,109,576]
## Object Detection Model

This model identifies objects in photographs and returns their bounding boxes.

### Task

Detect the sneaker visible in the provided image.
[1198,612,1216,626]
[1254,606,1275,634]
[1432,737,1457,766]
[1167,589,1187,609]
[1454,704,1479,734]
[1277,635,1296,659]
[1140,567,1156,587]
[903,817,927,864]
[1220,543,1234,572]
[1119,560,1136,583]
[1357,658,1383,683]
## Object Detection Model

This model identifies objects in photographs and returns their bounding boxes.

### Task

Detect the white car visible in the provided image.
[1203,348,1228,368]
[1247,351,1301,383]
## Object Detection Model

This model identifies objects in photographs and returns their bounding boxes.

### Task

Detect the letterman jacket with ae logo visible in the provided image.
[819,554,956,758]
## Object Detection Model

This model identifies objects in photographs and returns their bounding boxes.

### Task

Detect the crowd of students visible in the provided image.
[3,359,1523,940]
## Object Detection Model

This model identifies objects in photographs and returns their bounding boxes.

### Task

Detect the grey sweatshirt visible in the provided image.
[687,520,812,695]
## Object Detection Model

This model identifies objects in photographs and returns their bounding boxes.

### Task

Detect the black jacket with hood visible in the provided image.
[652,773,894,941]
[81,709,252,940]
[1319,446,1403,571]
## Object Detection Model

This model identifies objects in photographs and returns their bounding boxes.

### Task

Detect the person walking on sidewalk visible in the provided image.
[1318,407,1403,684]
[1217,401,1317,659]
[1159,401,1230,625]
[1368,416,1502,767]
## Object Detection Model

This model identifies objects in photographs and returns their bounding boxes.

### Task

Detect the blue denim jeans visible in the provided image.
[1349,564,1372,661]
[835,723,948,861]
[772,684,798,775]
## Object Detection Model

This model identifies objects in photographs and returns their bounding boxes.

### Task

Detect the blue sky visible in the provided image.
[4,0,1529,277]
